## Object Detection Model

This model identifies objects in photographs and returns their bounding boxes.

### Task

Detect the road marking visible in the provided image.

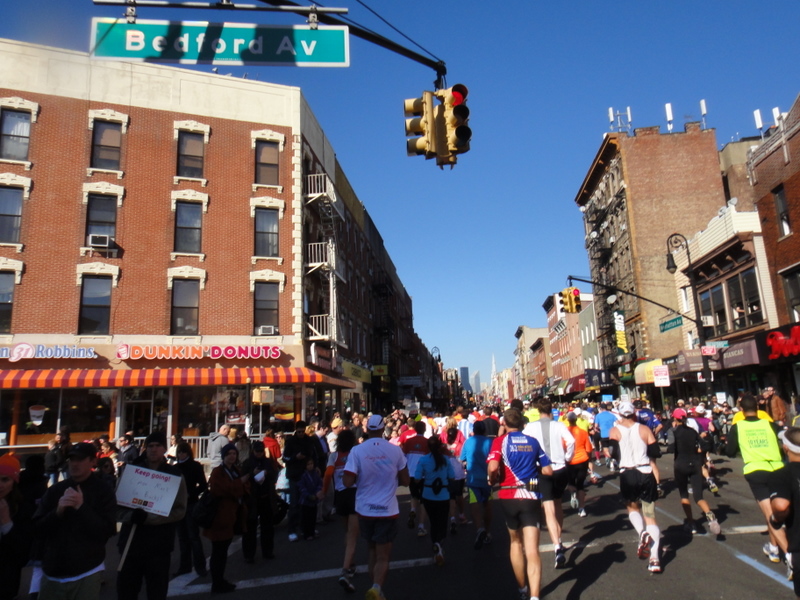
[603,477,790,589]
[167,557,434,597]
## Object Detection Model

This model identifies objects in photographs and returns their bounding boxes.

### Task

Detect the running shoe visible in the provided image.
[707,478,719,494]
[705,511,721,535]
[787,553,794,582]
[595,460,603,467]
[345,566,357,578]
[338,572,356,593]
[648,558,662,573]
[365,588,385,600]
[578,508,587,518]
[683,519,697,535]
[417,526,427,537]
[637,531,652,559]
[570,492,579,509]
[474,528,488,550]
[433,543,445,567]
[554,546,567,568]
[407,510,416,529]
[518,587,529,600]
[450,519,457,535]
[288,533,298,543]
[764,543,781,563]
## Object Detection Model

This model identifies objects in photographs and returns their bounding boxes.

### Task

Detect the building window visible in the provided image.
[775,185,791,237]
[79,275,112,335]
[174,201,202,253]
[171,279,199,335]
[727,267,763,330]
[0,110,30,162]
[0,187,22,243]
[783,269,800,323]
[91,121,122,171]
[254,281,278,335]
[254,208,278,257]
[0,272,14,333]
[86,194,117,241]
[255,140,279,186]
[699,284,727,338]
[177,131,204,179]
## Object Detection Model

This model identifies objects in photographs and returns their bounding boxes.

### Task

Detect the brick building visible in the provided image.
[0,38,426,450]
[574,122,753,398]
[748,92,800,394]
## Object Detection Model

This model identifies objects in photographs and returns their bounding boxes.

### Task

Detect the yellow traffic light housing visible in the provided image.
[559,289,570,313]
[404,91,436,158]
[571,287,582,313]
[437,84,471,155]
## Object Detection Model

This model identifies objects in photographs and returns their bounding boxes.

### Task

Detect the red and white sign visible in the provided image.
[653,366,670,388]
[701,346,717,356]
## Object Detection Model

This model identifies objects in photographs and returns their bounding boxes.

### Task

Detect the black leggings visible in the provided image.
[210,538,232,587]
[674,459,705,503]
[422,498,450,545]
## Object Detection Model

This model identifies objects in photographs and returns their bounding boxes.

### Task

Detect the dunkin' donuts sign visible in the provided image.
[116,344,282,360]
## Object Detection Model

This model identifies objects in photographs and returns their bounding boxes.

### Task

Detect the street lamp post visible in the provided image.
[666,233,714,401]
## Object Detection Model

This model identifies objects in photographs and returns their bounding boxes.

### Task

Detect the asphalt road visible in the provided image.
[18,453,795,600]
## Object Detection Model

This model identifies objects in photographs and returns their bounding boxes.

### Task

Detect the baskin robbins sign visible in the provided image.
[0,343,99,362]
[116,344,282,361]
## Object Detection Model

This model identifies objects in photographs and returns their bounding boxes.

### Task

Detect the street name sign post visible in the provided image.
[91,18,350,66]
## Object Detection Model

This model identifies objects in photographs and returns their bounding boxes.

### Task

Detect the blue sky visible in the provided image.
[3,1,800,385]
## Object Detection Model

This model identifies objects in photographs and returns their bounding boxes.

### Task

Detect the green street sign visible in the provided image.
[90,18,350,67]
[659,315,683,333]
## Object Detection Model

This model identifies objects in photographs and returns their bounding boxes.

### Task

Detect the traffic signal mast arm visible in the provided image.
[566,275,700,328]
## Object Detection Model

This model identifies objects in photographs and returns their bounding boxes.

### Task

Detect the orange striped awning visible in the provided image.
[0,367,356,389]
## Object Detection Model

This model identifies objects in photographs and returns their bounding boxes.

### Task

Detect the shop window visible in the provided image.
[175,201,202,254]
[62,388,114,440]
[727,267,762,330]
[254,207,278,257]
[254,281,279,335]
[699,283,728,338]
[91,121,122,171]
[79,275,112,335]
[0,389,60,445]
[175,386,217,438]
[783,268,800,323]
[172,278,199,335]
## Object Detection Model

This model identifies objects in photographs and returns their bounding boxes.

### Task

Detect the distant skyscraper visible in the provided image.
[460,367,472,393]
[472,371,481,395]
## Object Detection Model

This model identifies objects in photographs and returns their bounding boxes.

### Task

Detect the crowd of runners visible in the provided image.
[1,387,799,600]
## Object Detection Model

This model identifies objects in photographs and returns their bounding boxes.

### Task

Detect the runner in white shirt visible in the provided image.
[343,415,409,600]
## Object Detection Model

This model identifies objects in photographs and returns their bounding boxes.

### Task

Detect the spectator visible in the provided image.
[282,420,316,542]
[115,434,139,476]
[241,441,276,562]
[174,442,208,578]
[0,453,34,600]
[207,424,232,469]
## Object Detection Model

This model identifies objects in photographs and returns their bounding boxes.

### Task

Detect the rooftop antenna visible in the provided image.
[754,109,764,139]
[665,103,674,132]
[773,106,783,128]
[700,99,707,129]
[608,106,632,133]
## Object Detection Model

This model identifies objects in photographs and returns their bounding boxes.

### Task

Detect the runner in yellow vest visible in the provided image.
[725,393,788,565]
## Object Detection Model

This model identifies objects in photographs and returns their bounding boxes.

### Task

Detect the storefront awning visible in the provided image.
[564,375,586,394]
[633,359,663,385]
[0,367,356,390]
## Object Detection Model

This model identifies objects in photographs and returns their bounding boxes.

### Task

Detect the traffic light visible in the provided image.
[436,84,471,157]
[404,91,436,158]
[559,289,570,313]
[571,287,582,313]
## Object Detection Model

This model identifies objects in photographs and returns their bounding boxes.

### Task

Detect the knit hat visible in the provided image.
[221,442,238,458]
[145,431,167,447]
[0,452,20,482]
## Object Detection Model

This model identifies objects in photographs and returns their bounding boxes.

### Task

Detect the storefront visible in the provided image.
[0,341,354,450]
[670,338,763,400]
[755,324,800,399]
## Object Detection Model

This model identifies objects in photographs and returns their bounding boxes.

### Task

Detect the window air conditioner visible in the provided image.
[87,234,111,248]
[258,325,276,336]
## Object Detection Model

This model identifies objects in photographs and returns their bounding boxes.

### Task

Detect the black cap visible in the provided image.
[145,431,167,447]
[68,442,98,460]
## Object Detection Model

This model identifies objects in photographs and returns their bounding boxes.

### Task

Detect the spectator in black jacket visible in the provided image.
[241,440,277,562]
[115,433,139,476]
[283,420,316,542]
[33,442,117,599]
[174,441,208,577]
[0,452,34,600]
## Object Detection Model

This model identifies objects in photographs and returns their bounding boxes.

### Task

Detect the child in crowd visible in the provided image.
[298,457,323,540]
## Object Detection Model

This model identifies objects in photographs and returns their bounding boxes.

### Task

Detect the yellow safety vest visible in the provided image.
[737,418,783,475]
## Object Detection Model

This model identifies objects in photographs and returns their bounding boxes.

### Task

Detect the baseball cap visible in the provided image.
[672,408,688,420]
[573,407,582,416]
[695,404,706,415]
[68,442,98,460]
[367,415,385,431]
[618,401,636,417]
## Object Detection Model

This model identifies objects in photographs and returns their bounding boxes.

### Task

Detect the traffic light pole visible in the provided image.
[567,273,715,401]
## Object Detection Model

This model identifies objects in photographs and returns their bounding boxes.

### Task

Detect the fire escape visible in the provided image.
[305,173,346,357]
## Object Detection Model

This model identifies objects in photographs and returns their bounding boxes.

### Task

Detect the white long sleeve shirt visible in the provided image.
[522,417,575,470]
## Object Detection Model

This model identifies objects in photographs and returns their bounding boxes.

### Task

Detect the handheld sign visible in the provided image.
[116,465,181,517]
